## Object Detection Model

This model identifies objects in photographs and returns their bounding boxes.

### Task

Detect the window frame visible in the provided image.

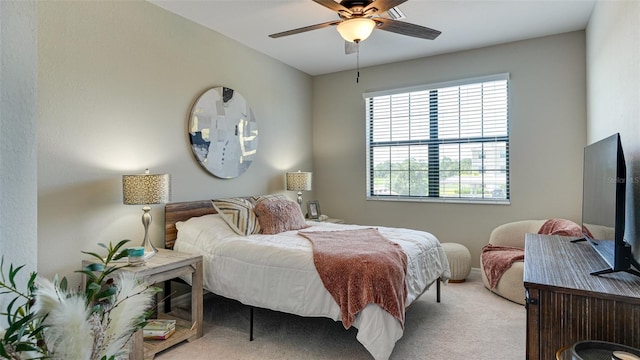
[364,73,510,204]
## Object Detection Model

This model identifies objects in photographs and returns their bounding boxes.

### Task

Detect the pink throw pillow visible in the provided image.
[538,218,583,237]
[254,199,309,234]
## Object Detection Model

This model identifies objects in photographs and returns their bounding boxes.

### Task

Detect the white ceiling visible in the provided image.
[149,0,596,76]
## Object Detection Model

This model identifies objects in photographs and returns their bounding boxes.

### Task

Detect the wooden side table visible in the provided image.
[323,218,345,224]
[83,249,203,360]
[311,218,344,224]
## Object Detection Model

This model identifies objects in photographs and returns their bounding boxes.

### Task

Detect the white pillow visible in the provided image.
[175,214,234,251]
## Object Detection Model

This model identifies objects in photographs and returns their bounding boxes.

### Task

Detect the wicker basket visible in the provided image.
[556,341,640,360]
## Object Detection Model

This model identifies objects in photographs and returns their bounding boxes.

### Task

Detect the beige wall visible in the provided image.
[34,2,594,277]
[37,1,313,279]
[0,0,38,321]
[586,1,640,258]
[312,32,587,267]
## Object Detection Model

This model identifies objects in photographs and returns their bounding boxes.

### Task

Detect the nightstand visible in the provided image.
[318,218,345,224]
[82,249,203,360]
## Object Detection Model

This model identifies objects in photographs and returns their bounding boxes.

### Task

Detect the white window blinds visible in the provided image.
[365,74,509,202]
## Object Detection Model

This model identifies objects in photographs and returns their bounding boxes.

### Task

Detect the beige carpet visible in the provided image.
[155,269,526,360]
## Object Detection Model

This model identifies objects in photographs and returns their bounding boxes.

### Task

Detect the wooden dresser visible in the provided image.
[524,234,640,360]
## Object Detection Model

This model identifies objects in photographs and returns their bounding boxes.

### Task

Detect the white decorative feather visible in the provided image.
[34,272,154,360]
[34,277,94,359]
[102,272,155,359]
[33,276,62,316]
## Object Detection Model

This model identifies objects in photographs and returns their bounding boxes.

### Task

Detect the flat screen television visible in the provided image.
[581,133,640,277]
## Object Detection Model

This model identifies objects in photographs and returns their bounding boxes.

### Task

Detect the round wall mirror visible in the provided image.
[188,87,258,179]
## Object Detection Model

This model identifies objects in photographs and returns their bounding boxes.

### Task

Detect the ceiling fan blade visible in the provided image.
[345,41,358,55]
[313,0,351,14]
[269,20,341,38]
[364,0,408,15]
[374,17,441,40]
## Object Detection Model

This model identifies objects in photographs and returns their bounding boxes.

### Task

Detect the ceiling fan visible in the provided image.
[269,0,441,47]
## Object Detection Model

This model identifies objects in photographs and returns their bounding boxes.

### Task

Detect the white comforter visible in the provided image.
[174,214,450,360]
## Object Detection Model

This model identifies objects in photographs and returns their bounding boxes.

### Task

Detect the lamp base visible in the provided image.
[296,192,303,208]
[142,242,157,258]
[141,206,158,258]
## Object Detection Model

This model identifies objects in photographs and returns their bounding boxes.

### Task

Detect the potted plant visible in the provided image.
[0,239,156,360]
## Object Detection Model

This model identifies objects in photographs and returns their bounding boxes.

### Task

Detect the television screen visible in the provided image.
[581,134,621,244]
[581,133,639,276]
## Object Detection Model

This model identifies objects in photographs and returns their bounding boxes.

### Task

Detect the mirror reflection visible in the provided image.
[189,87,258,179]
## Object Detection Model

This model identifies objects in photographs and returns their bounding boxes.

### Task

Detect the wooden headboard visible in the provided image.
[164,200,217,249]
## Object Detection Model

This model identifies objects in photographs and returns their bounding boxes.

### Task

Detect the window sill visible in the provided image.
[366,195,511,205]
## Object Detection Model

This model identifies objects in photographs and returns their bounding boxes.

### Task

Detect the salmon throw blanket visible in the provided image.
[298,228,408,329]
[481,244,524,289]
[537,218,584,237]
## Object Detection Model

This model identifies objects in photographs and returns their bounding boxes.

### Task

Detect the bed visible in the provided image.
[164,199,451,360]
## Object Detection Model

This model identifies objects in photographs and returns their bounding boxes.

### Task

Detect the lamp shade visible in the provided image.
[286,171,312,192]
[336,18,376,43]
[122,171,170,205]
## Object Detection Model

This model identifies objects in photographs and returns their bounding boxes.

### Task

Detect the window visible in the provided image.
[365,74,509,203]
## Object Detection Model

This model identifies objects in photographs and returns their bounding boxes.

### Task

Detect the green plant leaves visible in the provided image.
[0,257,47,359]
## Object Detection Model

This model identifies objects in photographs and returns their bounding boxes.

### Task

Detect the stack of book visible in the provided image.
[143,319,176,340]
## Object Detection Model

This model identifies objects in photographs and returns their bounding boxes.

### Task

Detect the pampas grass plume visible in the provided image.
[101,272,155,359]
[35,277,94,360]
[34,272,154,360]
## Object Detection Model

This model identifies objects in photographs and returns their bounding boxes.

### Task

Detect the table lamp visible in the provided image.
[286,170,312,208]
[122,169,170,257]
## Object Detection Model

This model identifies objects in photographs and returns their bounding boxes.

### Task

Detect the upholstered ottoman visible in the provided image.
[441,242,471,283]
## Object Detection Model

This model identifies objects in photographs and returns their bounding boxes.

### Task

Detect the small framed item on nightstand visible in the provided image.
[307,200,320,219]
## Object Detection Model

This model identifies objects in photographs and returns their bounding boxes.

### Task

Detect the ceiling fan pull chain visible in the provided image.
[356,41,360,83]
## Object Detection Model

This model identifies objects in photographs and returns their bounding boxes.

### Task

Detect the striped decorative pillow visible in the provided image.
[249,193,287,205]
[211,198,261,235]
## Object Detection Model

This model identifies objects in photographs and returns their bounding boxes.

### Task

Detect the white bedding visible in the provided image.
[174,214,451,360]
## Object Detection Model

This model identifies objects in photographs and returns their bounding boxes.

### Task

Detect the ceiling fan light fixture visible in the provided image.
[336,18,376,43]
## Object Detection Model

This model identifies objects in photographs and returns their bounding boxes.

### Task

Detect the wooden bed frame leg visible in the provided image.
[249,306,254,341]
[437,278,441,303]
